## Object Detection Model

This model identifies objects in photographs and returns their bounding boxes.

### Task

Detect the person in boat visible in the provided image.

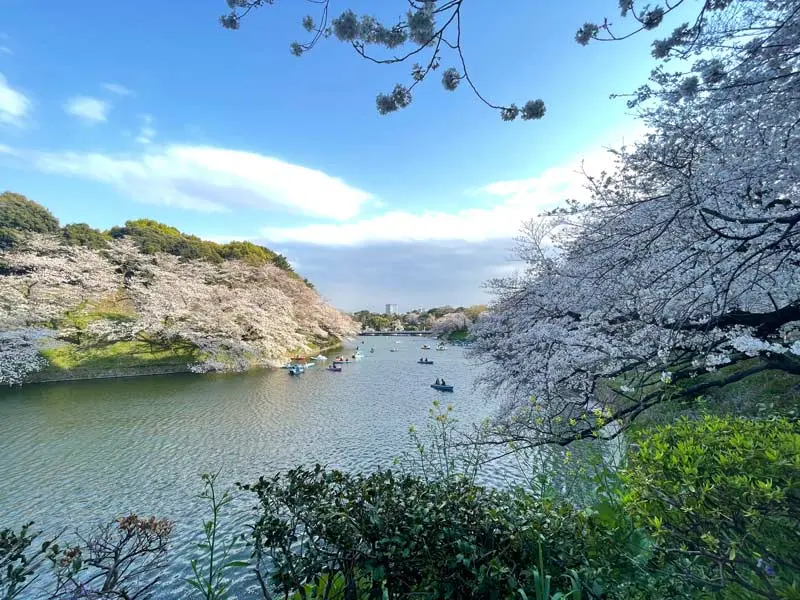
[435,378,441,385]
[441,379,446,385]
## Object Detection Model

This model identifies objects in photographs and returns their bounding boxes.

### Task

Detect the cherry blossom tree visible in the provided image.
[106,243,357,372]
[0,234,119,327]
[431,312,471,337]
[0,233,357,384]
[220,1,789,121]
[0,329,52,386]
[220,0,545,121]
[471,0,800,446]
[0,235,120,385]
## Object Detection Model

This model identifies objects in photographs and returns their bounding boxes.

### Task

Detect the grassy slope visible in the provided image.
[695,359,799,418]
[40,341,197,372]
[611,358,800,429]
[37,297,198,376]
[34,297,345,378]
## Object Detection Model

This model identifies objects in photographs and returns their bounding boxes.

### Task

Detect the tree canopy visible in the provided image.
[0,192,61,235]
[61,223,111,250]
[470,0,800,446]
[219,0,768,120]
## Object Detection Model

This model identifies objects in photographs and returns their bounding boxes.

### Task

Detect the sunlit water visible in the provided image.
[0,337,517,599]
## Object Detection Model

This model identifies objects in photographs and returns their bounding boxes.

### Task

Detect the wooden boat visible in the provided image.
[326,365,342,372]
[313,355,328,361]
[390,348,399,352]
[421,344,431,350]
[418,359,434,365]
[288,365,305,375]
[430,383,453,392]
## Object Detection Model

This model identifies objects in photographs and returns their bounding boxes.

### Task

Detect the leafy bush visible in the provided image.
[0,192,60,235]
[109,219,223,263]
[61,223,111,250]
[0,522,55,600]
[0,227,20,250]
[108,219,298,274]
[621,416,800,599]
[217,240,277,266]
[240,465,678,600]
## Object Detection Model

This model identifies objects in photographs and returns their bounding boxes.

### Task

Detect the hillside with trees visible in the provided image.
[0,192,357,385]
[351,305,486,339]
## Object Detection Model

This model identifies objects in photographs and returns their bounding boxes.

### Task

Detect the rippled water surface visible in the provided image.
[0,337,502,598]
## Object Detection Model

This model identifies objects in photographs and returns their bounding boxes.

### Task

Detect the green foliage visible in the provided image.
[61,223,111,250]
[447,329,471,341]
[622,416,800,599]
[187,473,248,600]
[40,340,198,372]
[0,227,21,250]
[0,192,60,236]
[463,304,488,321]
[217,240,276,265]
[108,218,298,274]
[110,219,224,262]
[0,193,302,278]
[240,463,674,600]
[270,253,291,271]
[0,523,55,600]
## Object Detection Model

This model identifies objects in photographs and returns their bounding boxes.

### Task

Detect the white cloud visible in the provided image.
[30,144,374,219]
[0,73,30,127]
[64,96,110,123]
[102,83,132,96]
[0,46,11,55]
[261,148,617,245]
[261,124,649,246]
[135,114,156,145]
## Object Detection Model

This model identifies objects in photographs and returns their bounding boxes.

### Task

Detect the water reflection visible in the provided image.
[0,337,504,598]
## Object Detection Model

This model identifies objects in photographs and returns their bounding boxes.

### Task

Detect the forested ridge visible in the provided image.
[0,192,357,385]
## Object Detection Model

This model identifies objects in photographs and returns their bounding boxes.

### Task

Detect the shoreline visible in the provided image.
[22,341,347,386]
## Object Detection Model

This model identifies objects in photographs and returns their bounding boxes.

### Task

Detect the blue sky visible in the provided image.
[1,0,670,311]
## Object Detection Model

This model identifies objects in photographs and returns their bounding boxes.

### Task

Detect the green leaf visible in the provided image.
[224,560,249,568]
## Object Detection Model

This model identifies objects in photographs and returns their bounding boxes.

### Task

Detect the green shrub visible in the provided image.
[621,416,800,599]
[107,219,298,274]
[241,465,679,600]
[0,226,20,249]
[0,192,60,234]
[217,240,276,266]
[61,223,111,249]
[0,523,55,600]
[109,219,222,262]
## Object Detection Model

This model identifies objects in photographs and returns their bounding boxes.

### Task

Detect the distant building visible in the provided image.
[385,303,398,315]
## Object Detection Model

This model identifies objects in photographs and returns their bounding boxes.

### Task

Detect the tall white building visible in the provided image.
[385,303,398,315]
